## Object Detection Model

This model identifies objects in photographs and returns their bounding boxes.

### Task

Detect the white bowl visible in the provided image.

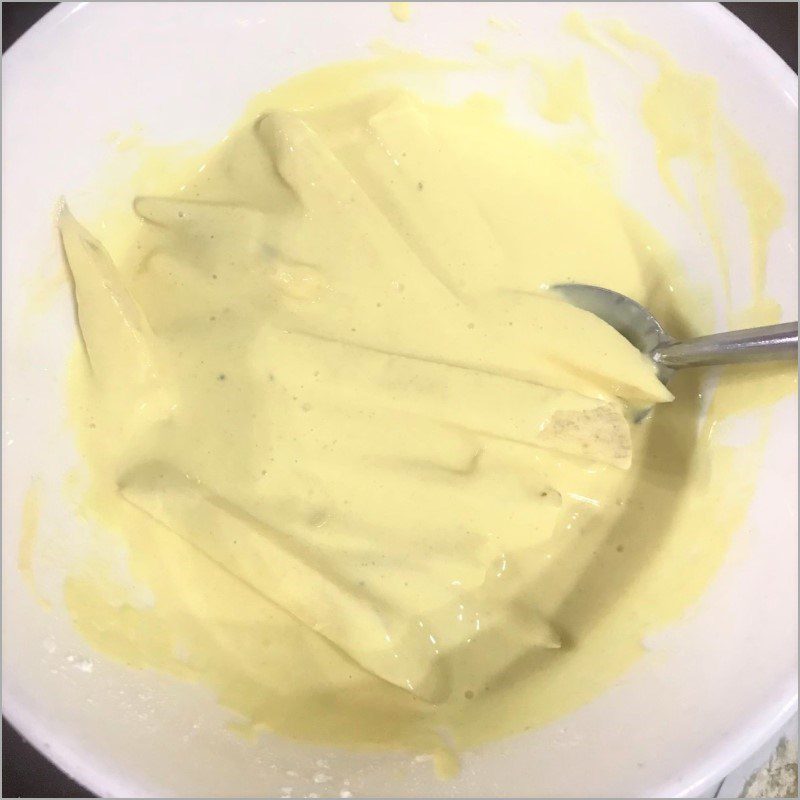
[3,2,797,797]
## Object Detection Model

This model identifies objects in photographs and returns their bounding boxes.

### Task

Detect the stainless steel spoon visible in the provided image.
[552,283,798,385]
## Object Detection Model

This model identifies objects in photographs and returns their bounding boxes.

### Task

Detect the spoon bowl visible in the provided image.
[552,283,798,387]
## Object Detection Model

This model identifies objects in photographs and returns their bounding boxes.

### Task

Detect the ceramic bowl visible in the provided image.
[3,3,796,796]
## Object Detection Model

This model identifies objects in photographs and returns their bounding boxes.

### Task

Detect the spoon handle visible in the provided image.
[652,322,798,369]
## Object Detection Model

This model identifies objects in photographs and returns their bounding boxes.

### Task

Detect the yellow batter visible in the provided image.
[568,14,786,316]
[51,35,794,770]
[390,2,412,23]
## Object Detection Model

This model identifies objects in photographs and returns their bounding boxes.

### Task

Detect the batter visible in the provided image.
[55,42,792,767]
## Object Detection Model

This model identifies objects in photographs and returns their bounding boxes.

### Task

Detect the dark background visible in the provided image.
[2,2,797,797]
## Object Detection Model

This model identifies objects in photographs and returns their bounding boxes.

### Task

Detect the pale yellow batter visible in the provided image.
[569,14,786,316]
[49,31,794,770]
[390,2,412,24]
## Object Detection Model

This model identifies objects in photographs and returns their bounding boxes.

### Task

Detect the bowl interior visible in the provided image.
[3,2,797,797]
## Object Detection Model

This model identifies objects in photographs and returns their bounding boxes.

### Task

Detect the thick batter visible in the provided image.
[56,43,792,767]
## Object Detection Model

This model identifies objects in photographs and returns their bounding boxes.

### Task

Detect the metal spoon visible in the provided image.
[552,283,798,385]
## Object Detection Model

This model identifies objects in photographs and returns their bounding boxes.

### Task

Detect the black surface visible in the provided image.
[2,720,87,799]
[723,1,798,71]
[2,2,57,51]
[1,2,797,797]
